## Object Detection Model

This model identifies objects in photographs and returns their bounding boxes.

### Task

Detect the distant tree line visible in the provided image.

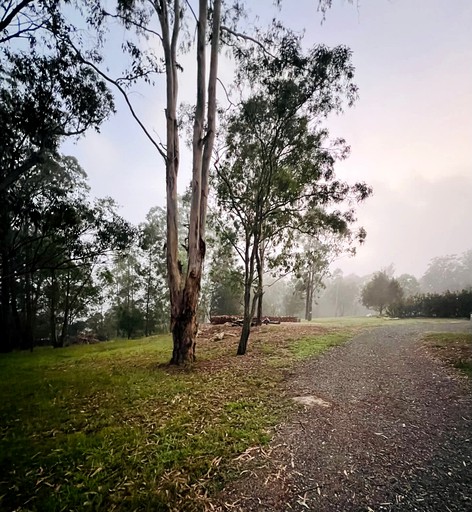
[388,290,472,319]
[355,253,472,319]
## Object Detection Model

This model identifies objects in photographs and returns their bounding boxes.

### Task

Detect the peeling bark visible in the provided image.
[157,0,221,364]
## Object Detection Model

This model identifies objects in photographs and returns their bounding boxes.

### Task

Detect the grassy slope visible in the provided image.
[0,317,435,511]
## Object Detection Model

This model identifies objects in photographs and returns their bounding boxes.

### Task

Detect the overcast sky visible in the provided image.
[62,0,472,279]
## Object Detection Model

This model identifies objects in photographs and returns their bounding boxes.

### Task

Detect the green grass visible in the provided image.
[291,331,354,359]
[423,332,472,377]
[0,317,428,510]
[1,325,356,512]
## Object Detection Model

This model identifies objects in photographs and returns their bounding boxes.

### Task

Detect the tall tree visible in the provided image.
[294,238,332,322]
[111,0,222,363]
[361,271,403,316]
[214,32,371,354]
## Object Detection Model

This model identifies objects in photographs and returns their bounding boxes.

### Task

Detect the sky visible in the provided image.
[62,0,472,279]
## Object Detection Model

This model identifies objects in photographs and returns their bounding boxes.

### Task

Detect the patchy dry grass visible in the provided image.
[423,332,472,377]
[0,319,379,511]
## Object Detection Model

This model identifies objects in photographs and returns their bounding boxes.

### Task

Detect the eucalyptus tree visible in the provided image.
[97,0,222,363]
[291,229,365,321]
[214,32,372,354]
[293,238,332,322]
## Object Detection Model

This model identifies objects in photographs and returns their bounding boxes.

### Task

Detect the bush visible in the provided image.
[387,289,472,318]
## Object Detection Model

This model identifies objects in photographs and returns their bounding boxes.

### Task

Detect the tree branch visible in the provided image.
[220,25,276,59]
[0,0,33,33]
[67,39,167,161]
[102,9,163,42]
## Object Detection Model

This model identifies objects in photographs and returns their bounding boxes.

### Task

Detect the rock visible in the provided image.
[292,395,331,408]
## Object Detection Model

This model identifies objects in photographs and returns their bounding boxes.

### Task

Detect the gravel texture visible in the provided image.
[218,320,472,511]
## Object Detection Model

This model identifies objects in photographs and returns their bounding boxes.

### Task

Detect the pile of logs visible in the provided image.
[210,315,300,325]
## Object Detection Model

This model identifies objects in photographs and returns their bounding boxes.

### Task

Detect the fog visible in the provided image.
[335,172,472,278]
[63,0,472,283]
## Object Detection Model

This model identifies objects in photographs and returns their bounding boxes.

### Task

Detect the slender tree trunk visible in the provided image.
[145,251,152,336]
[59,270,71,347]
[50,270,59,348]
[238,281,258,356]
[256,288,263,325]
[304,271,312,321]
[158,0,182,358]
[255,242,264,325]
[0,208,13,352]
[238,252,252,356]
[238,303,252,356]
[237,231,258,355]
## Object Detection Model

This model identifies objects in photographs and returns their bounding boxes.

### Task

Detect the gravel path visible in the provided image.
[219,320,472,512]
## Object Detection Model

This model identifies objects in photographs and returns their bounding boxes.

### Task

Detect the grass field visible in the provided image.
[423,331,472,377]
[1,317,460,511]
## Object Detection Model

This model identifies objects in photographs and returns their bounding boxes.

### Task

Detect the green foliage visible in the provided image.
[214,31,371,352]
[0,1,127,352]
[361,271,403,315]
[0,49,114,193]
[0,155,134,351]
[388,289,472,319]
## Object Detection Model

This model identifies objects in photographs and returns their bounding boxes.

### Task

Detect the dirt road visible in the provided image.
[219,320,472,511]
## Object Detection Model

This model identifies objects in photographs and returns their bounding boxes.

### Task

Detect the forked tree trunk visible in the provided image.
[158,0,221,364]
[171,282,199,363]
